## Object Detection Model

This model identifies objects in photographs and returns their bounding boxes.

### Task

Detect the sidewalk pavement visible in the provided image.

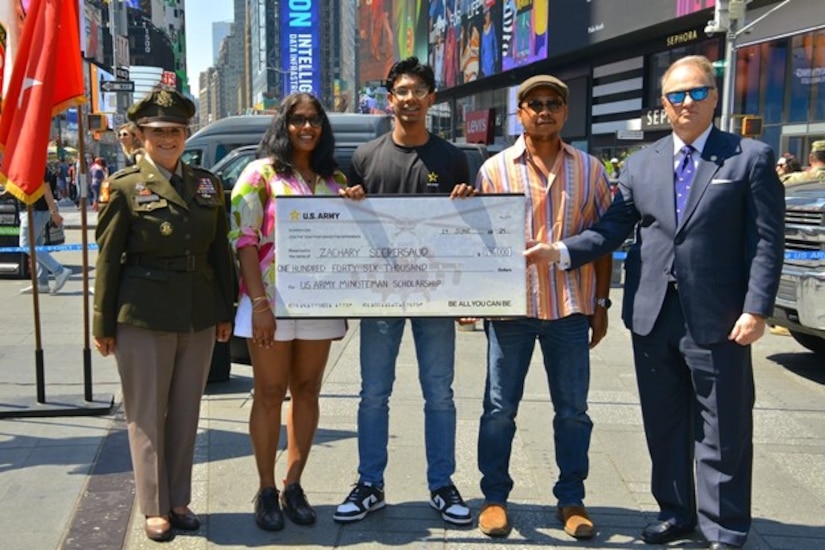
[1,229,824,549]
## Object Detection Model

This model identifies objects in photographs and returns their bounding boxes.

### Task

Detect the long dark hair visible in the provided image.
[256,93,337,177]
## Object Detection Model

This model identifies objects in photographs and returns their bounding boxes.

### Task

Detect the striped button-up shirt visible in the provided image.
[477,135,612,320]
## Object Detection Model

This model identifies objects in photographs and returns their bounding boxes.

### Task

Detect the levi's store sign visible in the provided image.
[466,109,495,144]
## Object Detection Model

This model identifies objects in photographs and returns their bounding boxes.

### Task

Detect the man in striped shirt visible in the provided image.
[475,74,614,540]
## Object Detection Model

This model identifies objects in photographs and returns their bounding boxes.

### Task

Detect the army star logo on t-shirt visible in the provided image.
[427,172,439,184]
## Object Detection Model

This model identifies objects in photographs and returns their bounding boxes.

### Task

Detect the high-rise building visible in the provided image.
[212,21,232,65]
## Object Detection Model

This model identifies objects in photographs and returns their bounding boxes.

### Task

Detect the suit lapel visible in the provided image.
[651,136,677,235]
[677,127,729,233]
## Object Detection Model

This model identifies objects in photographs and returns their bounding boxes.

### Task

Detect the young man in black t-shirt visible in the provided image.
[334,57,474,526]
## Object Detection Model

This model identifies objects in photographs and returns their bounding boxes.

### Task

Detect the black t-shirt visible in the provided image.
[347,133,470,194]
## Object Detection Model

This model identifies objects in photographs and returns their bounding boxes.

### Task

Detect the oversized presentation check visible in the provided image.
[274,195,527,317]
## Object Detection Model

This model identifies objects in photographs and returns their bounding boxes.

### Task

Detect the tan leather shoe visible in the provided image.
[478,503,510,537]
[557,505,595,539]
[144,515,172,542]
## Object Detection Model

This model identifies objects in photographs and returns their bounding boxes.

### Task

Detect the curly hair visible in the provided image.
[255,93,337,177]
[386,57,436,93]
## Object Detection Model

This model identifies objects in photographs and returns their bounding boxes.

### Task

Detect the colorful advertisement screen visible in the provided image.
[358,1,428,113]
[281,0,321,97]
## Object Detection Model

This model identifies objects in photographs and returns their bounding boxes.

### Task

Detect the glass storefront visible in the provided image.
[734,28,825,158]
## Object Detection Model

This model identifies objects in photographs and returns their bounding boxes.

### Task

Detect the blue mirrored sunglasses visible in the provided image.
[664,86,713,105]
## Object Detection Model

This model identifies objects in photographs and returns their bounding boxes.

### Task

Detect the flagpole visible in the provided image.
[76,101,94,402]
[24,204,48,404]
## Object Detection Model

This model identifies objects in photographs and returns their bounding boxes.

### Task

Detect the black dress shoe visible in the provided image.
[169,509,200,530]
[144,516,172,542]
[281,482,316,525]
[708,543,740,549]
[642,518,696,544]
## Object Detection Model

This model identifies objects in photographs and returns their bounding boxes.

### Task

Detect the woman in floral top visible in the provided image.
[229,93,363,531]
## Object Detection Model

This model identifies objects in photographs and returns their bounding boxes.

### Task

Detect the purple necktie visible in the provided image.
[674,145,695,223]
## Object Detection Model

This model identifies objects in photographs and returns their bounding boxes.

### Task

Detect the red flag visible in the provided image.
[0,0,85,204]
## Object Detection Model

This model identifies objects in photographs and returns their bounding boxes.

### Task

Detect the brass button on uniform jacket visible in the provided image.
[93,158,234,337]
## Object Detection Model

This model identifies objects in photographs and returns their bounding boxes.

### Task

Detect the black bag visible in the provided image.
[44,219,65,245]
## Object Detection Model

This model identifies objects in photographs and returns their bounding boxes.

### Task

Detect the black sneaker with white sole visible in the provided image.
[333,481,386,523]
[430,484,472,525]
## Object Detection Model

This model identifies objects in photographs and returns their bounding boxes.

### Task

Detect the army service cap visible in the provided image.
[127,87,195,128]
[516,75,569,103]
[811,140,825,153]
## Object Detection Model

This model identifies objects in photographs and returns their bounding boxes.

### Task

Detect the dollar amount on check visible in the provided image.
[274,195,527,317]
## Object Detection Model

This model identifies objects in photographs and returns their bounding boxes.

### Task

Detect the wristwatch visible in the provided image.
[596,297,612,309]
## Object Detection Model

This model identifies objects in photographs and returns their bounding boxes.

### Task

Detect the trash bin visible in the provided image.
[0,196,29,279]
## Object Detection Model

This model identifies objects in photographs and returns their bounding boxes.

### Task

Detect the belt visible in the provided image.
[125,253,207,272]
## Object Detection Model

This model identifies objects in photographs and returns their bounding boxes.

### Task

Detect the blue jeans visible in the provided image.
[19,209,64,287]
[357,317,457,491]
[478,315,593,506]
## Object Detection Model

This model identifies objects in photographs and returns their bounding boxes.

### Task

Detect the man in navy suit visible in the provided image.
[523,55,784,549]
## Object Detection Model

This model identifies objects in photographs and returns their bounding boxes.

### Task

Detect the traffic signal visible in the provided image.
[87,113,109,131]
[740,116,763,137]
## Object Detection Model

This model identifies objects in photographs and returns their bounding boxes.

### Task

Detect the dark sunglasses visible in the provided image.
[522,98,565,113]
[288,114,323,128]
[664,86,713,105]
[119,132,133,138]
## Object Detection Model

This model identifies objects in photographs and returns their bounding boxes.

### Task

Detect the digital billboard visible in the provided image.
[548,0,714,57]
[281,0,321,97]
[359,0,428,87]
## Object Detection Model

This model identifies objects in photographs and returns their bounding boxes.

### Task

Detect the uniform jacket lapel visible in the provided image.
[137,157,189,210]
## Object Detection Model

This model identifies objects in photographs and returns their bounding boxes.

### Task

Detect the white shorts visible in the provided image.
[233,295,347,341]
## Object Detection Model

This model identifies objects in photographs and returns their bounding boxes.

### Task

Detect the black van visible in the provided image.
[183,113,392,169]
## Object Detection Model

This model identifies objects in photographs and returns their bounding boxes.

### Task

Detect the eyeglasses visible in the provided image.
[288,114,323,128]
[391,87,431,100]
[776,161,787,167]
[119,132,133,138]
[664,86,713,105]
[522,98,565,113]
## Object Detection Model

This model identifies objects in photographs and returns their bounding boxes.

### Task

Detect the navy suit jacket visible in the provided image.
[563,127,784,345]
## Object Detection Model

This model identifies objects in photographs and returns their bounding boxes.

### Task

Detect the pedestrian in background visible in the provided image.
[525,55,784,550]
[93,88,234,542]
[782,140,825,184]
[117,121,142,167]
[474,74,613,540]
[18,172,72,295]
[333,57,475,527]
[229,92,351,531]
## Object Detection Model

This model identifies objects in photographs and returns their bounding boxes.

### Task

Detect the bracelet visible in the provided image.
[250,296,268,306]
[252,305,271,314]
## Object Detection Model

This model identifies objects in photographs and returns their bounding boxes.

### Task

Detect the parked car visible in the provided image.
[768,178,825,357]
[183,113,391,169]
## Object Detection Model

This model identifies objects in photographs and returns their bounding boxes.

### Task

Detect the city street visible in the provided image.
[0,227,823,549]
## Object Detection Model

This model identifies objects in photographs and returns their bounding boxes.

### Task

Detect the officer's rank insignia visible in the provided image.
[159,222,173,236]
[156,90,174,107]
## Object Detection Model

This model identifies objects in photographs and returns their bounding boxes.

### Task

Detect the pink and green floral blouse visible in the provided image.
[228,158,347,305]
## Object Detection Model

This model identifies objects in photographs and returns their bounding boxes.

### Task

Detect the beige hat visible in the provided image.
[811,140,825,153]
[516,75,569,103]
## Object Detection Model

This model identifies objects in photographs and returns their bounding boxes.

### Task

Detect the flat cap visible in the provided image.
[812,140,825,153]
[127,87,195,128]
[517,75,569,103]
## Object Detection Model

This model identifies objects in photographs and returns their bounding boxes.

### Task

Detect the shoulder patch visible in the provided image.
[112,165,141,180]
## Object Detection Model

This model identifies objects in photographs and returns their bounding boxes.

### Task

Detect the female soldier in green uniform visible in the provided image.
[93,88,234,542]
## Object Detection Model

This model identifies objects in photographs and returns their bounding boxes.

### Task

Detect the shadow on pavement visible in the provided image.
[766,352,825,385]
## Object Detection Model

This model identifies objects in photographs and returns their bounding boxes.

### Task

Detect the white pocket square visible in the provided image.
[710,178,734,184]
